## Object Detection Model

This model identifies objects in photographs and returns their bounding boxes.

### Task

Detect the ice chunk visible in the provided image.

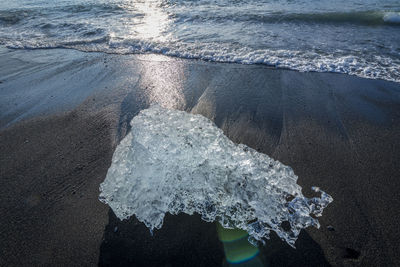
[99,105,332,247]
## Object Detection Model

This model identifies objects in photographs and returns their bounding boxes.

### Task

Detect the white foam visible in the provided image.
[130,42,400,83]
[99,105,332,247]
[384,12,400,24]
[97,38,400,83]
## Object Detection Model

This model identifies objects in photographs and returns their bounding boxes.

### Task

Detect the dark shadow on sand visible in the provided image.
[98,210,224,267]
[98,210,330,267]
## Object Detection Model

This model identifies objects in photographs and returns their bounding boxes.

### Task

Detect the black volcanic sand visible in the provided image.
[1,47,400,266]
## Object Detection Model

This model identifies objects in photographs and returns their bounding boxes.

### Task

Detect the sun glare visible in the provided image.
[119,0,172,42]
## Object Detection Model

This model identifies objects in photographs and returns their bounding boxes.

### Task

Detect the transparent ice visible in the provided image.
[99,105,332,247]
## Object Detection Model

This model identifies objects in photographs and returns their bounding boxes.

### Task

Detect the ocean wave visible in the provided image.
[0,9,40,26]
[57,3,125,14]
[3,38,399,83]
[2,7,399,28]
[0,3,124,26]
[1,0,399,83]
[178,10,400,26]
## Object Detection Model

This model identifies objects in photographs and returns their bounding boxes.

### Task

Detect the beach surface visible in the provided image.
[1,47,400,266]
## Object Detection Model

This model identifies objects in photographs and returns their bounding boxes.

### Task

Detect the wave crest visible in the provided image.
[383,12,400,24]
[178,11,400,26]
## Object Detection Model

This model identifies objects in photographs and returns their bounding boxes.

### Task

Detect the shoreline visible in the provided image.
[1,47,400,266]
[3,43,399,84]
[2,46,400,130]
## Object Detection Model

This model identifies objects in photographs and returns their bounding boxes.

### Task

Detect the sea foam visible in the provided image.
[383,12,400,24]
[99,105,332,247]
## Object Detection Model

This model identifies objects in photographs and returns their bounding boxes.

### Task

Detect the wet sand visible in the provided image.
[1,47,400,266]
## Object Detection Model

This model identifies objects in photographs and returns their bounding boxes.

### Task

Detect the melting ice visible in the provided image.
[99,105,332,247]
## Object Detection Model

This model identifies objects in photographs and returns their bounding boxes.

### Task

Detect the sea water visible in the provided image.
[0,0,399,82]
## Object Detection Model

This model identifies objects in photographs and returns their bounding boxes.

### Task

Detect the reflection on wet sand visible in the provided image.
[138,54,186,109]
